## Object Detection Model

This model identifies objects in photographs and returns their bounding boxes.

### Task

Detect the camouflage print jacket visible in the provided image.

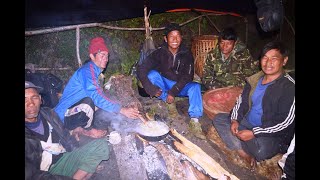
[202,40,259,90]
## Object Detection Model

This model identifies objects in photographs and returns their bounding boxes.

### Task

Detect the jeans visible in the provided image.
[147,70,203,118]
[212,113,282,161]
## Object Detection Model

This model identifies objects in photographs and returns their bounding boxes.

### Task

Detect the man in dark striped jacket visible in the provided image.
[212,41,295,170]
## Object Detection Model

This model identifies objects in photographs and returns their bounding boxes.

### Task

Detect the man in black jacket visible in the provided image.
[212,41,295,170]
[137,23,205,139]
[25,81,109,179]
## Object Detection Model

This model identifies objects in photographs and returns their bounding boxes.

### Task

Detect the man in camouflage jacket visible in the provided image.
[202,27,259,90]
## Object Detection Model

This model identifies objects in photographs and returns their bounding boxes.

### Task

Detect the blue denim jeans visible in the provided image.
[147,70,203,118]
[212,113,282,161]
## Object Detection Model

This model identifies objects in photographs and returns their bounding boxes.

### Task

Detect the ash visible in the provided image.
[142,145,170,180]
[163,140,211,178]
[112,133,148,180]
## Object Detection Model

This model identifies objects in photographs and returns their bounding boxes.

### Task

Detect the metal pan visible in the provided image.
[136,121,170,142]
[138,132,169,142]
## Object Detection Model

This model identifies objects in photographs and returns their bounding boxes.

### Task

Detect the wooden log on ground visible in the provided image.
[171,129,239,180]
[151,142,188,180]
[181,160,211,180]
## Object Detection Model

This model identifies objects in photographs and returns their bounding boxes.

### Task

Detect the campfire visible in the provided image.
[110,128,238,180]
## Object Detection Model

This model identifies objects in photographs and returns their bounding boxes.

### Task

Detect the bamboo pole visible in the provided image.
[26,67,71,71]
[76,27,82,67]
[204,14,221,33]
[144,7,151,39]
[25,13,245,36]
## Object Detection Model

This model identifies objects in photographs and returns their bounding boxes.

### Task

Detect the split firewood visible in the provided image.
[181,160,211,180]
[171,128,204,153]
[171,129,239,180]
[151,142,187,180]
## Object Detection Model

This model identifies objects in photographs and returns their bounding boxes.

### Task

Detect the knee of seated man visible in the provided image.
[81,97,95,107]
[212,113,229,125]
[254,147,279,162]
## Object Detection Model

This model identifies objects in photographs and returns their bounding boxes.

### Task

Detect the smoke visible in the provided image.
[94,109,169,137]
[94,109,143,134]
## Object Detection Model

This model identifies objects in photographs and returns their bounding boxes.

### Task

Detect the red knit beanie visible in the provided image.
[89,37,109,54]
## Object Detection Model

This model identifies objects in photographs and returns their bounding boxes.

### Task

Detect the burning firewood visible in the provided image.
[151,142,188,180]
[181,160,211,180]
[171,129,239,180]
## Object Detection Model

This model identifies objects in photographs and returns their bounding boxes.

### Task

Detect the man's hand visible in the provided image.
[236,130,254,141]
[70,127,107,141]
[230,120,239,136]
[71,127,84,141]
[155,89,162,97]
[120,107,141,119]
[166,94,175,104]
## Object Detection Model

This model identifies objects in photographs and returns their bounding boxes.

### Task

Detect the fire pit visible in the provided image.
[109,126,239,180]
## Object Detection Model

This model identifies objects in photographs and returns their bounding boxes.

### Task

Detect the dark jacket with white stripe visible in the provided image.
[137,43,194,97]
[231,71,295,147]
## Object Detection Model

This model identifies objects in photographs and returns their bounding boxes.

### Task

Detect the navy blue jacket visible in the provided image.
[231,71,295,147]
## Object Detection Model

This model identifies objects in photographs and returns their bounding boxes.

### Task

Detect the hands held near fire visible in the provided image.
[231,120,254,141]
[71,127,107,141]
[120,107,142,119]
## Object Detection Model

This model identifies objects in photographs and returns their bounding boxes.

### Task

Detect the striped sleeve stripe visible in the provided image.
[231,95,242,120]
[253,97,295,134]
[90,64,117,103]
[285,74,295,84]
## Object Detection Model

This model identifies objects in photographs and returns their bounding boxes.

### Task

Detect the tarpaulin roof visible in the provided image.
[25,0,257,29]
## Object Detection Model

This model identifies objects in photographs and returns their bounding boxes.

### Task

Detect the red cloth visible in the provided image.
[89,37,109,54]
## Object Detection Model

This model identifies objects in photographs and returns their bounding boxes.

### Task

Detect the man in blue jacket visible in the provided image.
[212,41,295,170]
[137,23,205,139]
[55,37,141,139]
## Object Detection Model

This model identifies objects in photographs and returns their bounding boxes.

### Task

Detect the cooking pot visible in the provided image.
[136,120,170,142]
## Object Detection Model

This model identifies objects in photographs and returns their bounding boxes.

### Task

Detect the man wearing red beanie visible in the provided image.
[55,37,141,139]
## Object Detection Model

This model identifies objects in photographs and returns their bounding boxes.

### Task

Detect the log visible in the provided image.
[181,160,211,180]
[151,142,187,180]
[171,129,204,153]
[171,129,239,180]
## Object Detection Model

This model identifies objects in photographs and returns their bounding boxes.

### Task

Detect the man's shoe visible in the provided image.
[188,120,206,140]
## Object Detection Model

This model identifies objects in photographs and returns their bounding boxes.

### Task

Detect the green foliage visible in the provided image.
[120,49,140,75]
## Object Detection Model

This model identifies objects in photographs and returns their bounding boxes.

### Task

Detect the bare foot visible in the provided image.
[270,170,282,180]
[237,149,257,171]
[249,158,257,171]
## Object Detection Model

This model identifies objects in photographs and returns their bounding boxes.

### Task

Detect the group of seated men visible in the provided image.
[25,23,294,179]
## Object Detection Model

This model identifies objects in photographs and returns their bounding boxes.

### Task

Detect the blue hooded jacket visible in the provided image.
[54,61,121,122]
